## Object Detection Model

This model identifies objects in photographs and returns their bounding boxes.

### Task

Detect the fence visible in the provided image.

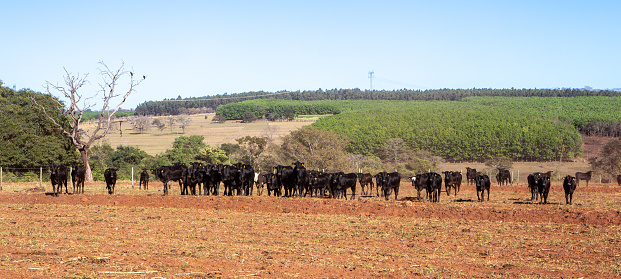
[0,167,136,190]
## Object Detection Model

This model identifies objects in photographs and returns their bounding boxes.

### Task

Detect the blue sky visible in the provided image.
[2,1,620,109]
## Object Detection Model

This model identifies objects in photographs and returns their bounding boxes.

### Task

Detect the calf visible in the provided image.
[575,170,593,187]
[240,164,255,196]
[358,173,374,196]
[465,167,477,185]
[563,175,577,205]
[527,173,540,201]
[382,172,401,201]
[537,175,551,204]
[275,165,295,197]
[255,172,268,196]
[442,171,462,196]
[139,169,149,190]
[292,161,308,197]
[104,168,118,195]
[427,172,442,202]
[374,171,388,198]
[475,173,490,202]
[221,164,241,196]
[50,164,68,196]
[266,173,281,197]
[71,162,86,194]
[332,172,357,200]
[495,168,511,186]
[412,173,429,200]
[310,172,331,198]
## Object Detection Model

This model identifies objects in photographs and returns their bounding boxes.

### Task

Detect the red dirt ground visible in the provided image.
[1,181,620,278]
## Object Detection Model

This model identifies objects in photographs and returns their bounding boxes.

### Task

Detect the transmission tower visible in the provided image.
[368,71,374,90]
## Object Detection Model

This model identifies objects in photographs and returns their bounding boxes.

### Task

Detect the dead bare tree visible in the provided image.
[32,61,145,182]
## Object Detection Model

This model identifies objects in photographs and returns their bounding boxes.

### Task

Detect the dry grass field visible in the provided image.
[84,113,314,155]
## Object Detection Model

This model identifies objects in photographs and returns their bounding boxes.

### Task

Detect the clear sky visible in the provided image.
[2,1,620,109]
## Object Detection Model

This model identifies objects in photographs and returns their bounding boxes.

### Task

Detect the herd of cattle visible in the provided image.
[48,162,621,205]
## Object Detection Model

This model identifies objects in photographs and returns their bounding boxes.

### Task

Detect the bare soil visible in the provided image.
[1,181,620,278]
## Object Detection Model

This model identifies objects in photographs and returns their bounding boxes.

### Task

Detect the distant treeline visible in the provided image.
[134,88,621,116]
[81,110,136,121]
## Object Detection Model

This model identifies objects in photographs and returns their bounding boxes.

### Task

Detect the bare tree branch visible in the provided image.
[32,61,145,182]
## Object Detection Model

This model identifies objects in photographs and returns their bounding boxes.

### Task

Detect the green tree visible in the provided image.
[152,118,166,134]
[163,135,228,164]
[236,136,268,167]
[0,82,77,168]
[280,126,353,172]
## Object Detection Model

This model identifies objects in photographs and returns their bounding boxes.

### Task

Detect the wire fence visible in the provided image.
[0,167,137,190]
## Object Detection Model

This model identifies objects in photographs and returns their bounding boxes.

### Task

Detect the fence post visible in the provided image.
[40,167,43,188]
[132,167,134,188]
[1,167,3,191]
[517,170,520,185]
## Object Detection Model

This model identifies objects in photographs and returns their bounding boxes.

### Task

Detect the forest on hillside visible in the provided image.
[214,97,621,162]
[135,87,621,116]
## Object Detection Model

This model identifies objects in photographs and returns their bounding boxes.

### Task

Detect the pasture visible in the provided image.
[86,113,314,155]
[0,180,620,278]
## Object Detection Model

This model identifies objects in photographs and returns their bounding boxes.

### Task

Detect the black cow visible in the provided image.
[332,172,357,200]
[465,167,477,185]
[412,173,429,200]
[374,171,388,198]
[358,173,374,196]
[475,173,491,202]
[207,164,222,195]
[495,168,511,186]
[310,172,331,198]
[442,171,462,196]
[292,161,308,197]
[563,175,577,205]
[139,169,150,190]
[104,168,118,195]
[575,171,593,187]
[221,164,241,196]
[427,172,442,202]
[275,165,295,197]
[266,173,281,197]
[617,174,621,186]
[50,164,68,196]
[382,172,401,201]
[240,164,255,196]
[154,163,186,195]
[71,162,86,194]
[183,163,207,195]
[537,175,551,204]
[527,173,540,201]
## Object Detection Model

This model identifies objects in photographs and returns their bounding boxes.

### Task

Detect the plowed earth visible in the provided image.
[1,182,620,278]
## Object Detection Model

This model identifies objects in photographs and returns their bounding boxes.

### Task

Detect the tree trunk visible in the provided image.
[80,147,94,182]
